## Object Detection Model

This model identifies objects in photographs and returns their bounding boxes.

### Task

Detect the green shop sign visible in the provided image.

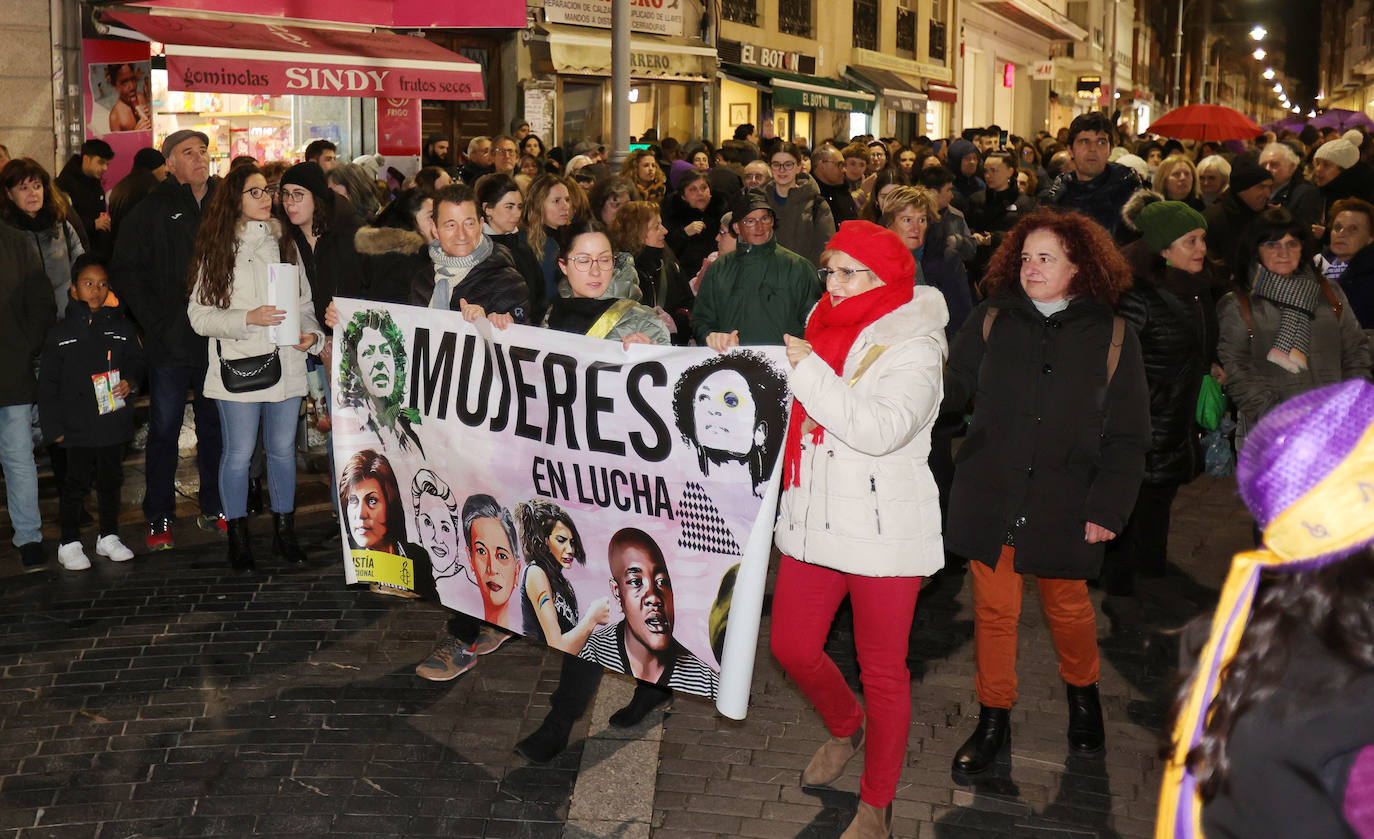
[772,86,866,112]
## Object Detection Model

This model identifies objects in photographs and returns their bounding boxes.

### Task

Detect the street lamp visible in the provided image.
[1250,25,1266,41]
[1253,48,1266,61]
[1263,68,1275,80]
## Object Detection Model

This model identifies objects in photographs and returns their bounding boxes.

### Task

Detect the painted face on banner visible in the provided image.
[347,478,388,549]
[692,369,759,456]
[546,521,577,569]
[358,326,397,400]
[471,517,517,613]
[415,493,458,565]
[612,543,674,653]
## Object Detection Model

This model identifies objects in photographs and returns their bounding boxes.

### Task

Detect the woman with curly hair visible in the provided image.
[941,209,1151,776]
[606,200,694,342]
[1159,380,1374,838]
[621,149,666,203]
[187,163,324,573]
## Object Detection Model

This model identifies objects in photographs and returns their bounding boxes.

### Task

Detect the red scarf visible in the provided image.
[782,282,912,488]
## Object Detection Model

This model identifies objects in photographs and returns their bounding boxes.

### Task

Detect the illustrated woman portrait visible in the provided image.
[410,468,472,584]
[462,493,522,631]
[338,449,433,597]
[515,498,610,655]
[671,349,789,496]
[337,308,423,453]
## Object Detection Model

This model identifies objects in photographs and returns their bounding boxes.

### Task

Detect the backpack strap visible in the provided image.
[847,345,890,386]
[1237,292,1255,343]
[1319,279,1344,320]
[981,306,1000,342]
[1106,316,1125,385]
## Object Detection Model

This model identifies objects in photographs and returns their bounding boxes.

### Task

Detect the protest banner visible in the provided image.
[330,299,789,719]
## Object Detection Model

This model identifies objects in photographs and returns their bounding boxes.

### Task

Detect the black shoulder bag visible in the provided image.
[217,340,281,393]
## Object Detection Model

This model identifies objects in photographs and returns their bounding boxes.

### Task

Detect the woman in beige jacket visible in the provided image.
[187,163,324,574]
[769,220,948,839]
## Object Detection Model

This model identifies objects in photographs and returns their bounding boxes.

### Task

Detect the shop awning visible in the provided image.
[530,24,717,82]
[926,82,958,104]
[846,65,928,113]
[975,0,1087,41]
[104,10,485,100]
[769,71,874,112]
[128,0,526,30]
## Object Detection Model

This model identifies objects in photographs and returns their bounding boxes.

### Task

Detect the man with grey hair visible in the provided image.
[810,146,858,224]
[459,135,494,184]
[1261,140,1323,230]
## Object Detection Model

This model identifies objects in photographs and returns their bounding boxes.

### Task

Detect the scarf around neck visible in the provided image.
[428,235,493,308]
[1251,263,1321,361]
[781,280,912,489]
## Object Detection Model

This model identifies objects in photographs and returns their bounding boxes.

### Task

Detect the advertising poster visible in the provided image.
[376,98,422,156]
[82,39,154,188]
[330,299,789,719]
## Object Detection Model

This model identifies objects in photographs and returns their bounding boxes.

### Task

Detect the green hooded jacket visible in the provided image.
[691,236,821,346]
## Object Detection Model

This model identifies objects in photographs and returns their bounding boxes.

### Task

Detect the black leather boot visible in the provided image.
[226,518,256,575]
[1066,682,1105,754]
[514,713,574,764]
[272,512,308,565]
[951,705,1011,776]
[246,479,264,515]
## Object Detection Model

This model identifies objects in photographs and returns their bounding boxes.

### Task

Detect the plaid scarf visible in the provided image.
[428,235,493,309]
[1251,264,1320,359]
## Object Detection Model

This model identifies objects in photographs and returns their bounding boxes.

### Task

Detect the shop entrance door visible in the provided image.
[420,33,504,160]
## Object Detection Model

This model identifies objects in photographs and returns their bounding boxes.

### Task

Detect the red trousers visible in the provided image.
[769,555,922,807]
[971,544,1099,708]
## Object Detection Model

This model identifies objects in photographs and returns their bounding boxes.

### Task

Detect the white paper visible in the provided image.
[267,263,301,347]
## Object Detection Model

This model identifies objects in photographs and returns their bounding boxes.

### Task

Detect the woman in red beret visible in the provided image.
[770,220,950,839]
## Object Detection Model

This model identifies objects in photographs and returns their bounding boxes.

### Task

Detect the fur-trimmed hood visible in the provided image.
[354,225,426,257]
[866,285,950,356]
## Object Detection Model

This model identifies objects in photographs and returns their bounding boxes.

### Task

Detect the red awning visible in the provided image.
[926,82,958,104]
[128,0,526,29]
[104,10,484,100]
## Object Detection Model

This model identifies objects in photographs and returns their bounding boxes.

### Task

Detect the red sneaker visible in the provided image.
[146,518,174,551]
[197,513,228,534]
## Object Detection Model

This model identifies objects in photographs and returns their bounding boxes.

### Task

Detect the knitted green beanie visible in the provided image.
[1139,200,1207,253]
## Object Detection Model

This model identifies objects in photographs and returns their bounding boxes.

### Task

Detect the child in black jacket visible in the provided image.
[39,255,144,570]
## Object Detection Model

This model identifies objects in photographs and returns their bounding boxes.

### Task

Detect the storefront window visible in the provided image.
[629,82,699,143]
[562,80,605,145]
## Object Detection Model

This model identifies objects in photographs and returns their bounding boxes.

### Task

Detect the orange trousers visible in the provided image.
[971,544,1099,709]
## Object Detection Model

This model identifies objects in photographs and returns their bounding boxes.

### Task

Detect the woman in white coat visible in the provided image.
[770,220,948,839]
[188,163,324,574]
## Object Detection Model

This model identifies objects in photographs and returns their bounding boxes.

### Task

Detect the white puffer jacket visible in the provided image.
[188,218,324,403]
[774,286,948,577]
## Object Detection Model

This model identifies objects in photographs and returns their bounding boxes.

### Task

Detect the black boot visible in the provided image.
[609,681,671,728]
[272,512,308,565]
[1066,682,1105,754]
[951,705,1011,776]
[246,479,264,516]
[226,518,256,575]
[514,713,573,763]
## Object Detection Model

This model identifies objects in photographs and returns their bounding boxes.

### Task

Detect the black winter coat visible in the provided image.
[1117,240,1216,486]
[941,289,1151,578]
[816,178,858,227]
[489,230,546,325]
[919,232,973,341]
[0,223,56,407]
[55,155,109,259]
[1334,242,1374,329]
[1271,173,1324,231]
[347,226,428,305]
[109,175,216,367]
[1044,162,1143,239]
[661,190,728,282]
[633,244,694,343]
[288,198,362,328]
[1320,162,1374,206]
[409,242,532,324]
[1203,190,1261,286]
[968,184,1036,272]
[38,297,145,447]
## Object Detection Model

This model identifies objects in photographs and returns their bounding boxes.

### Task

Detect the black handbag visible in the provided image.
[217,340,281,394]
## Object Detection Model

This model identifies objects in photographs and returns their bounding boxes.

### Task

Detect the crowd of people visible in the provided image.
[2,106,1373,837]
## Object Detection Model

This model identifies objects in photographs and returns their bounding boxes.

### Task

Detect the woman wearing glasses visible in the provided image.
[187,163,324,573]
[1218,208,1370,452]
[770,220,949,839]
[543,220,668,347]
[762,141,835,266]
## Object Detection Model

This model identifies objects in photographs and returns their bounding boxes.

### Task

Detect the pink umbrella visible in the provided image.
[1310,109,1374,132]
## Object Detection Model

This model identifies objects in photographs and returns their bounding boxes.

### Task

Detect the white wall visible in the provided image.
[0,0,57,169]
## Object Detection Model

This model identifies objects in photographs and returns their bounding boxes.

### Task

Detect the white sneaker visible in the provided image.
[95,534,135,562]
[57,541,92,571]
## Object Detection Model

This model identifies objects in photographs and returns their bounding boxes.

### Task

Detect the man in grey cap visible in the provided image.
[109,128,224,551]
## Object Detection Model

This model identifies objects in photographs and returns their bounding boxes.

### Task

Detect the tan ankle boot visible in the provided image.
[839,801,892,839]
[800,727,863,787]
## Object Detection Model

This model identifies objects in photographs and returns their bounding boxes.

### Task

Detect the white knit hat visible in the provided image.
[1114,153,1150,180]
[1314,129,1365,171]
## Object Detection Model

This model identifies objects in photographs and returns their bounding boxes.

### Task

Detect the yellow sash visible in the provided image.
[585,299,638,340]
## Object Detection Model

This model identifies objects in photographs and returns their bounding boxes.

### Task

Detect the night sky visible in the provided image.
[1280,1,1320,106]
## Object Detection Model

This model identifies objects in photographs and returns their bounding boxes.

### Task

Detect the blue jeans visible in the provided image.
[144,364,222,521]
[0,403,41,546]
[217,397,301,520]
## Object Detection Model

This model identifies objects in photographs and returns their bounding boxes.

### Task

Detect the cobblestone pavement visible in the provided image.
[0,432,1250,839]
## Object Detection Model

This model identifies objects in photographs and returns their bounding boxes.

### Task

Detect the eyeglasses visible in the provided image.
[817,267,874,281]
[1259,239,1303,253]
[770,160,798,171]
[567,255,615,271]
[738,215,773,228]
[242,186,274,200]
[280,189,311,204]
[494,147,518,156]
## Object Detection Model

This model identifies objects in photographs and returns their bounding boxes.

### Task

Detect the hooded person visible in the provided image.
[771,220,949,839]
[1313,129,1374,206]
[947,138,985,207]
[1159,379,1374,839]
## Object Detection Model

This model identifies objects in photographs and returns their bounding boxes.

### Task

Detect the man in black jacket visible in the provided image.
[0,222,57,570]
[1043,112,1142,239]
[968,150,1036,273]
[1204,154,1273,285]
[1261,140,1323,231]
[410,183,530,321]
[109,129,224,551]
[55,139,114,259]
[810,146,858,225]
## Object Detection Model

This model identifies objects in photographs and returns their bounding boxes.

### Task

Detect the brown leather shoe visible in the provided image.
[800,727,864,787]
[840,801,892,839]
